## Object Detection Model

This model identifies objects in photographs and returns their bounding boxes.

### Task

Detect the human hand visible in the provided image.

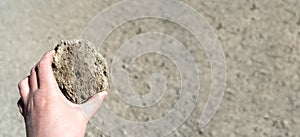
[17,50,107,137]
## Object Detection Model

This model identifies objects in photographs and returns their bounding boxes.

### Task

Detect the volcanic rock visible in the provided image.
[52,40,108,104]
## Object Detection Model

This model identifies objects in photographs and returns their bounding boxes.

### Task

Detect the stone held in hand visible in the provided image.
[52,40,108,104]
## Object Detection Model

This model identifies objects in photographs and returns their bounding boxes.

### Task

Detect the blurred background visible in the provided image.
[0,0,299,136]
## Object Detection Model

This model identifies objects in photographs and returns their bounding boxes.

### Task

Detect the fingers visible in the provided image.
[29,66,38,91]
[18,76,30,103]
[36,50,56,88]
[79,91,108,120]
[17,98,24,116]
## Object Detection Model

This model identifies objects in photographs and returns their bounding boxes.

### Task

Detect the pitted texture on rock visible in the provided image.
[52,40,108,104]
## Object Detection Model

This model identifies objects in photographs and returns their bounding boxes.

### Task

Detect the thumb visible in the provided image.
[79,91,107,120]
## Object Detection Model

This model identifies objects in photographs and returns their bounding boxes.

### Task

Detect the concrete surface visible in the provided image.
[0,0,299,136]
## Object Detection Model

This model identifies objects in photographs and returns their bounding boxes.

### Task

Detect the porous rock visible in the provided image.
[52,40,108,104]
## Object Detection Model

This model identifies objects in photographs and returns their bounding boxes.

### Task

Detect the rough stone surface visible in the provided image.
[52,40,108,104]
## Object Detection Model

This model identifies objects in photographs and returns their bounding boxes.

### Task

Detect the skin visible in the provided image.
[17,50,107,137]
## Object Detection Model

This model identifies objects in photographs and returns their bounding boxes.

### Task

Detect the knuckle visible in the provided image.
[31,66,36,73]
[38,59,47,67]
[18,79,26,88]
[33,93,51,108]
[18,81,22,89]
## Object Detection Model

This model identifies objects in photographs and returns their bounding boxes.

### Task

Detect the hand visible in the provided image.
[17,50,107,137]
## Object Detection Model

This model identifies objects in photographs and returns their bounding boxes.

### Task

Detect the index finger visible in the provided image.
[36,50,57,88]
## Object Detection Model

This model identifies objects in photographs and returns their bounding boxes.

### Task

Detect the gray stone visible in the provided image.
[52,40,108,104]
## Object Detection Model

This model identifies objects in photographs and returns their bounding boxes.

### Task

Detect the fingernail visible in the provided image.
[99,91,108,100]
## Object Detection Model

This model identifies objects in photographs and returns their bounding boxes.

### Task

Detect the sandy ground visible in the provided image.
[1,0,300,136]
